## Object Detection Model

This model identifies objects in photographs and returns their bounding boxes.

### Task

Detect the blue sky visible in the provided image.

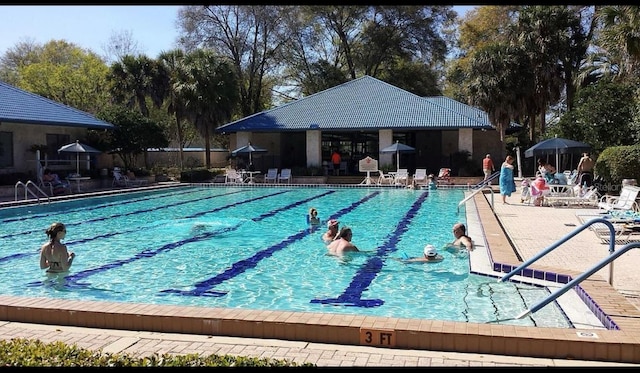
[0,5,475,61]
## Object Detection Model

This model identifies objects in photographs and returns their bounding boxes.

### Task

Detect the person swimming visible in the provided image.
[308,207,320,226]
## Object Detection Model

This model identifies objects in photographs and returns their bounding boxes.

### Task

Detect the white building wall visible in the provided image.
[378,129,393,167]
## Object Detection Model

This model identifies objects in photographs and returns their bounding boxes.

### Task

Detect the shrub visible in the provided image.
[0,338,314,367]
[594,145,640,188]
[180,168,213,182]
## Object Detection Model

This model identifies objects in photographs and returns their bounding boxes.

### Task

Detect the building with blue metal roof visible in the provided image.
[0,81,114,176]
[216,75,508,176]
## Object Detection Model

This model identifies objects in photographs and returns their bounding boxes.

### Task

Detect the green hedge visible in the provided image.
[594,145,640,187]
[0,338,314,367]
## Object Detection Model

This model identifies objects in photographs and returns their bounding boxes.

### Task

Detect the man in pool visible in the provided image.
[446,223,474,252]
[399,244,444,263]
[327,227,359,255]
[322,219,339,243]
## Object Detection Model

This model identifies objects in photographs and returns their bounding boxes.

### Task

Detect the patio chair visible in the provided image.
[224,169,245,184]
[394,169,409,186]
[546,186,600,208]
[377,170,394,185]
[264,168,279,183]
[113,168,147,187]
[278,168,292,184]
[412,168,428,187]
[597,185,640,213]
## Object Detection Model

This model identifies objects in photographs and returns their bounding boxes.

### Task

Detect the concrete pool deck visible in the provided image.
[0,184,639,366]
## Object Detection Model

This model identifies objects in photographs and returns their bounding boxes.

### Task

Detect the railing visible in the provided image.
[15,180,50,203]
[470,171,500,190]
[516,242,640,319]
[496,217,620,318]
[458,184,494,213]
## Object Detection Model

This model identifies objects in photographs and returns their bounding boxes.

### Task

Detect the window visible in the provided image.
[0,131,13,168]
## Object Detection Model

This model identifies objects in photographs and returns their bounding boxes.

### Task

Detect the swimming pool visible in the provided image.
[1,186,575,328]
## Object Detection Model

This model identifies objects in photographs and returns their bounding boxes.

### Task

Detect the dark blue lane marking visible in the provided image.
[310,191,429,308]
[183,190,290,219]
[250,190,336,221]
[1,189,286,266]
[25,190,334,288]
[0,189,247,240]
[159,191,381,297]
[0,186,200,224]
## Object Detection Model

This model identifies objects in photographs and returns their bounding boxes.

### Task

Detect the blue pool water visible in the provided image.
[0,186,572,328]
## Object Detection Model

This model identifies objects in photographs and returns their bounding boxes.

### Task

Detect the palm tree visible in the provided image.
[157,49,188,169]
[178,49,240,168]
[108,54,155,117]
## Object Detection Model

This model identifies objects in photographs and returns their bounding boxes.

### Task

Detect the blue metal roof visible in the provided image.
[425,96,521,129]
[0,81,114,129]
[217,75,493,133]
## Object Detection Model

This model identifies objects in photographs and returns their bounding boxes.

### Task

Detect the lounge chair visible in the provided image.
[113,168,147,187]
[278,168,292,184]
[412,168,428,187]
[436,168,452,186]
[597,185,640,213]
[546,186,600,207]
[264,168,278,183]
[394,169,409,186]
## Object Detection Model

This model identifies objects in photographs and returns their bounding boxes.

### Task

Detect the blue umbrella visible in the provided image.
[524,136,590,169]
[380,141,415,170]
[231,142,268,164]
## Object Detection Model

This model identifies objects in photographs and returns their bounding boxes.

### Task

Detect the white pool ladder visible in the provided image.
[15,180,50,203]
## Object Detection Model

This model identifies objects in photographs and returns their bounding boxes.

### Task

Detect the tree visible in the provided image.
[101,29,142,65]
[97,106,169,171]
[177,49,239,168]
[17,40,110,114]
[107,54,157,117]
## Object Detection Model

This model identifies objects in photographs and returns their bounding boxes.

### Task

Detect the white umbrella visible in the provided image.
[58,140,102,176]
[380,141,415,170]
[231,142,268,164]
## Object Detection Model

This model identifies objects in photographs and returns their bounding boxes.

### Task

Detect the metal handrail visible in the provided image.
[499,218,616,285]
[470,171,500,190]
[15,180,50,203]
[458,184,494,213]
[516,241,640,319]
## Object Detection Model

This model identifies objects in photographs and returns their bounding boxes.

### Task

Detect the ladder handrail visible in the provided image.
[458,184,494,213]
[471,171,500,190]
[516,241,640,319]
[15,180,50,203]
[499,218,616,284]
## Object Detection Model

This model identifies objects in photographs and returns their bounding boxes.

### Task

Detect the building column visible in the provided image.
[306,130,322,168]
[458,128,473,157]
[379,129,393,168]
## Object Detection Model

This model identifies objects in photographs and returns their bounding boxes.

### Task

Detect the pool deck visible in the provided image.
[1,183,639,367]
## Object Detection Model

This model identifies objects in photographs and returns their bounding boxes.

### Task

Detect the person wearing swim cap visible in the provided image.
[398,244,443,263]
[322,219,339,244]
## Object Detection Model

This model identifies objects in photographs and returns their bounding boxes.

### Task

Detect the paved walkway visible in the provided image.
[1,187,639,366]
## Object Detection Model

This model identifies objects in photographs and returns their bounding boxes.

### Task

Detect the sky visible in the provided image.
[0,5,475,61]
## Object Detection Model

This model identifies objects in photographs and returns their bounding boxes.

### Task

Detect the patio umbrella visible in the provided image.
[524,136,590,169]
[380,141,415,170]
[58,140,102,176]
[230,142,268,164]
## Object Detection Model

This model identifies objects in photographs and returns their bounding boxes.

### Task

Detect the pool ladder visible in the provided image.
[15,180,50,203]
[498,217,640,319]
[457,172,499,213]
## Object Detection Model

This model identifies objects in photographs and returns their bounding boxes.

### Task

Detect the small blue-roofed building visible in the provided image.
[0,80,114,177]
[216,75,516,176]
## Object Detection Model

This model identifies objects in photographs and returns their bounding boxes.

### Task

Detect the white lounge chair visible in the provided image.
[412,168,428,187]
[113,168,147,187]
[598,185,640,213]
[394,169,409,186]
[546,186,600,207]
[264,168,278,183]
[278,168,292,184]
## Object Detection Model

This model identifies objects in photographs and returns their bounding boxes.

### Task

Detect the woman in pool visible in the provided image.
[308,207,321,226]
[40,222,75,273]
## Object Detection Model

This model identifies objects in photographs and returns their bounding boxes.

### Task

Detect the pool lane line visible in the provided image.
[159,191,380,297]
[0,186,202,224]
[25,190,336,288]
[0,189,248,240]
[310,191,429,308]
